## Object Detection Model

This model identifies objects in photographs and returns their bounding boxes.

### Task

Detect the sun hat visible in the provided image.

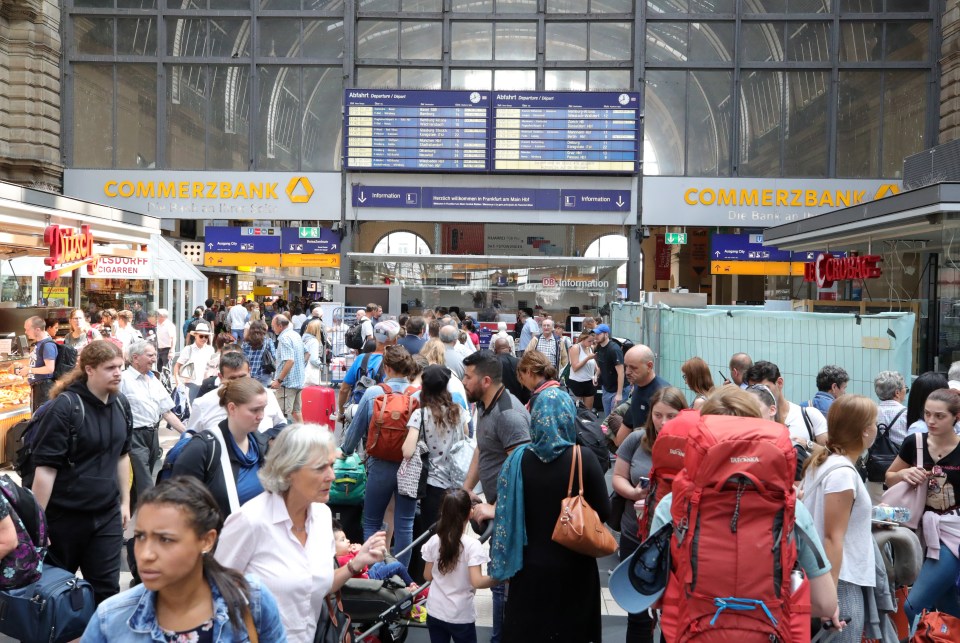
[191,322,213,336]
[608,523,672,614]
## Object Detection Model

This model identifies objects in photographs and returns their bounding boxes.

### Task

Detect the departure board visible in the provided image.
[342,90,641,174]
[492,92,640,173]
[343,90,491,171]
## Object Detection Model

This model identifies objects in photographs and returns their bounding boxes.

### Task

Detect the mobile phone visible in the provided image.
[638,477,650,489]
[718,369,729,383]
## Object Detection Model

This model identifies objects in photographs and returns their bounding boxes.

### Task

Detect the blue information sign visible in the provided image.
[712,233,848,262]
[351,186,422,208]
[350,186,631,212]
[421,187,560,210]
[205,227,281,253]
[342,90,641,175]
[560,189,630,212]
[280,228,339,254]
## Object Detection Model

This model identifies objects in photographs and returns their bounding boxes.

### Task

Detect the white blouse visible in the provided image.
[217,491,335,643]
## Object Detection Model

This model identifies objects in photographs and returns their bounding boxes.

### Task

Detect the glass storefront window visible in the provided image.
[451,69,492,89]
[357,20,399,58]
[589,69,630,90]
[401,22,442,60]
[73,64,114,168]
[687,70,731,176]
[739,70,783,177]
[117,64,158,169]
[117,18,157,56]
[401,67,442,88]
[494,69,535,90]
[644,69,685,176]
[257,66,302,170]
[836,70,881,177]
[741,22,784,62]
[451,23,493,60]
[546,23,587,61]
[784,69,829,177]
[495,23,537,61]
[546,69,587,90]
[882,71,927,178]
[590,22,631,60]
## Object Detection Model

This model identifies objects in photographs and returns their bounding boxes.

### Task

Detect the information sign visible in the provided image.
[205,227,281,254]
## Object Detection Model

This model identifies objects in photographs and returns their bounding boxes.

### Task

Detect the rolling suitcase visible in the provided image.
[302,385,337,425]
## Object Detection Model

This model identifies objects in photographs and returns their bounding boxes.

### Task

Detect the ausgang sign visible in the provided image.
[642,177,902,227]
[803,253,882,288]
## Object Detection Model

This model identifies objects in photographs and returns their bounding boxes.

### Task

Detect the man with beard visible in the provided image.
[29,340,133,605]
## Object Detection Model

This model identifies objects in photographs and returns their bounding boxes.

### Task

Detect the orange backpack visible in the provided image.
[366,384,420,462]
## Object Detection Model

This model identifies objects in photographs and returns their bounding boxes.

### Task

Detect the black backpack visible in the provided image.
[610,336,635,354]
[15,392,85,487]
[575,403,611,473]
[38,339,76,381]
[866,409,906,483]
[345,321,365,351]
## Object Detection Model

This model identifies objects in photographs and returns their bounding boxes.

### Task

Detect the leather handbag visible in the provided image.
[551,445,618,558]
[880,432,927,529]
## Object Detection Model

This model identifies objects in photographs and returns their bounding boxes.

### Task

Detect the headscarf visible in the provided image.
[489,387,577,581]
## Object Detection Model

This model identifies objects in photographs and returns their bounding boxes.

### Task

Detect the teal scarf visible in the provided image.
[489,387,577,581]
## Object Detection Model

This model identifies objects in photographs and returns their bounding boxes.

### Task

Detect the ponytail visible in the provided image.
[435,489,472,575]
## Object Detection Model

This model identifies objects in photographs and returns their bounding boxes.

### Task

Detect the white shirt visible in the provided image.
[176,342,216,385]
[185,386,287,433]
[228,304,249,330]
[784,401,827,443]
[115,324,141,350]
[421,534,489,623]
[120,368,174,428]
[156,319,177,351]
[217,492,335,643]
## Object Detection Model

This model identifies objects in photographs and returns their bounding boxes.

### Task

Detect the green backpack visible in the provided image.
[330,454,366,505]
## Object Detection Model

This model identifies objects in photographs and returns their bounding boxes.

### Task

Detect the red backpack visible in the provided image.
[639,409,699,541]
[667,415,798,643]
[366,384,420,462]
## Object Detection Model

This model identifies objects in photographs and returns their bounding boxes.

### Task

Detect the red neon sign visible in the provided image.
[43,225,99,280]
[803,253,882,288]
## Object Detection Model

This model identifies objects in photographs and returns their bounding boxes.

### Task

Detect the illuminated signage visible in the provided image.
[803,253,882,288]
[44,225,98,280]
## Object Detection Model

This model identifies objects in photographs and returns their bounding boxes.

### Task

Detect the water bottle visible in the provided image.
[872,506,911,523]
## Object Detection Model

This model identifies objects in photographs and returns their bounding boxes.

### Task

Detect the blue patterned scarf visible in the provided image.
[489,387,577,581]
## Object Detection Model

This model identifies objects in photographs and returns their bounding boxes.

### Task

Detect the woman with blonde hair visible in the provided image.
[302,319,324,386]
[801,395,878,642]
[420,338,446,367]
[681,357,714,410]
[699,386,766,418]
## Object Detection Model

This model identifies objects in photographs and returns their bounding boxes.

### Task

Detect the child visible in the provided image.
[334,521,417,590]
[421,489,498,643]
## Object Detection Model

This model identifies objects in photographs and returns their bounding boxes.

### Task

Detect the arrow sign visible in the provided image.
[358,192,366,204]
[559,189,631,212]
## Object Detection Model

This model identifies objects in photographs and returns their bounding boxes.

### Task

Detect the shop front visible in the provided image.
[763,182,960,374]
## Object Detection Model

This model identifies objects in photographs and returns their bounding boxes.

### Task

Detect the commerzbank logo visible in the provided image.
[682,183,901,208]
[102,176,315,204]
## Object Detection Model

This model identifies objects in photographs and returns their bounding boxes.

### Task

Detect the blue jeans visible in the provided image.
[905,540,960,623]
[602,385,632,418]
[362,457,418,567]
[232,329,244,341]
[367,561,414,586]
[491,582,507,643]
[427,616,477,643]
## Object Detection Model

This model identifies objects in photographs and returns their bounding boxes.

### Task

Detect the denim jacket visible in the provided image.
[808,390,835,417]
[81,574,287,643]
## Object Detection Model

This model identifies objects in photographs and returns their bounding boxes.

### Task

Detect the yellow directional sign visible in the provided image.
[204,252,281,268]
[281,254,341,268]
[711,261,807,276]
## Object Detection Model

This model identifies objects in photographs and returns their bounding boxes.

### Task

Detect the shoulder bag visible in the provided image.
[880,432,927,529]
[551,445,618,557]
[261,342,276,375]
[433,410,475,489]
[397,412,429,499]
[315,558,354,643]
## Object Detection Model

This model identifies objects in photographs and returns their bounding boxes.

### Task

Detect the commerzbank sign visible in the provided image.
[642,177,902,227]
[63,170,341,221]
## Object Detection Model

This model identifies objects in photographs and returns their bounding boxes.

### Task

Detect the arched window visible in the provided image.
[584,234,638,287]
[373,231,431,255]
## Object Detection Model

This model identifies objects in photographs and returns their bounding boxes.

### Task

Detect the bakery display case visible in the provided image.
[0,356,30,463]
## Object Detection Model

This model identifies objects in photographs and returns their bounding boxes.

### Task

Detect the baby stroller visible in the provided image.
[339,526,437,643]
[344,521,494,643]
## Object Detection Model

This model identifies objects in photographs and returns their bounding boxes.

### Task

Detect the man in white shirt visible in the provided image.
[121,340,187,507]
[357,305,376,348]
[745,360,827,445]
[187,351,287,434]
[115,310,142,357]
[228,298,250,341]
[155,308,177,370]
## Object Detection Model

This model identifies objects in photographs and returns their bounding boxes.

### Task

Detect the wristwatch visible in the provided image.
[346,558,361,574]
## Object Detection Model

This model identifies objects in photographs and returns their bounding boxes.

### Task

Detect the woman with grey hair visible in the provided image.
[216,423,388,643]
[868,370,909,502]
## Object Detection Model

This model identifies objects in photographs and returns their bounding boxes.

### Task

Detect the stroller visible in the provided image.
[341,521,494,643]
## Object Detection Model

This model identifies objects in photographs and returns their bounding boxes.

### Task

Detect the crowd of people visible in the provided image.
[6,299,960,643]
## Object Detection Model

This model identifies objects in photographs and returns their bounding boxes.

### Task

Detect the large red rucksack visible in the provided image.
[366,384,420,462]
[666,415,798,643]
[639,409,699,541]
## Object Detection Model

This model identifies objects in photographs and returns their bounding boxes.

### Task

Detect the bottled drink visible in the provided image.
[872,506,911,523]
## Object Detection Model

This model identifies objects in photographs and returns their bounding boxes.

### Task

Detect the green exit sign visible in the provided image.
[665,232,688,245]
[299,227,320,239]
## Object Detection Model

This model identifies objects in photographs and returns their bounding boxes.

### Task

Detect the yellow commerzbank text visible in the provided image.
[683,187,885,208]
[104,181,279,200]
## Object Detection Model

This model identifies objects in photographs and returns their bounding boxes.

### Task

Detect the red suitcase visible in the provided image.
[302,385,337,425]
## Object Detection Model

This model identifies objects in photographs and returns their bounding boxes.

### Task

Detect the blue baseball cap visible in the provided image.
[609,524,672,614]
[592,324,611,335]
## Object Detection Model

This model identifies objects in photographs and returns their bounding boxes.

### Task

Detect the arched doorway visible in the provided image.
[373,231,432,255]
[584,233,636,288]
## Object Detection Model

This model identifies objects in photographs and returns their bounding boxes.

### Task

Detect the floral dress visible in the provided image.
[162,617,214,643]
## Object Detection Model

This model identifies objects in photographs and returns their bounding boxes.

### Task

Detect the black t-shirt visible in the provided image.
[624,375,671,429]
[898,432,960,515]
[594,341,624,392]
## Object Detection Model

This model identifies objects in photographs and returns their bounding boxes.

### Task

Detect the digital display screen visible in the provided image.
[342,89,640,174]
[343,90,491,172]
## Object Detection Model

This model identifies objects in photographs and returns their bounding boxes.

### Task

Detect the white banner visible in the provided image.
[84,255,154,279]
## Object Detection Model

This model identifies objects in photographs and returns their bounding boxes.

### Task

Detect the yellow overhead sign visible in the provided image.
[281,255,341,268]
[204,252,281,268]
[711,261,807,276]
[252,286,273,296]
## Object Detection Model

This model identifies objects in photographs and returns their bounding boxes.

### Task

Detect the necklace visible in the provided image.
[928,436,958,461]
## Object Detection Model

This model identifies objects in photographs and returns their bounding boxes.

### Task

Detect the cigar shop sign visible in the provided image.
[803,253,882,289]
[43,225,153,281]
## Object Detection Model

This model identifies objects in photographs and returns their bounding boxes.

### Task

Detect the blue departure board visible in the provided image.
[343,90,491,171]
[342,90,641,174]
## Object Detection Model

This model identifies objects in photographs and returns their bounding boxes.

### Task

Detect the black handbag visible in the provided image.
[607,490,626,531]
[261,345,276,375]
[314,593,353,643]
[866,409,906,483]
